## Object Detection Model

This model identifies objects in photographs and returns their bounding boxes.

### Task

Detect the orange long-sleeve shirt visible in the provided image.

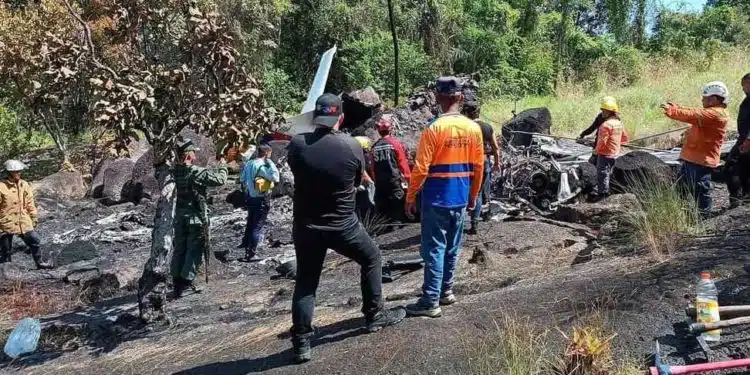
[594,118,629,157]
[664,104,729,168]
[406,113,484,208]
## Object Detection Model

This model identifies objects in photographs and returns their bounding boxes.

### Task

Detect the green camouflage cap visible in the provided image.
[178,139,200,154]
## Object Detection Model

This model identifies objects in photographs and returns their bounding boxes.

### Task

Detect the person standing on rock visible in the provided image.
[287,93,406,364]
[726,73,750,208]
[238,144,279,262]
[404,77,484,318]
[171,140,228,298]
[591,97,628,202]
[0,160,53,269]
[662,81,730,216]
[461,98,501,235]
[370,115,411,222]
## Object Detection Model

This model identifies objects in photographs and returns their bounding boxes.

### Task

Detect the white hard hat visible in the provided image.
[702,81,730,104]
[3,160,26,172]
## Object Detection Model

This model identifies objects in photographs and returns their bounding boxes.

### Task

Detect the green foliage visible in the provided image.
[0,105,51,159]
[339,32,438,100]
[263,65,303,115]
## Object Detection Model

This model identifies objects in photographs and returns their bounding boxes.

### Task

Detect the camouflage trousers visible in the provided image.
[170,217,205,281]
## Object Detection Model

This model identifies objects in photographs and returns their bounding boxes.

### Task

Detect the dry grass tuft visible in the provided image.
[466,314,550,375]
[620,178,703,261]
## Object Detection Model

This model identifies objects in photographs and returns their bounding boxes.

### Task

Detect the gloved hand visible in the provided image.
[357,185,366,192]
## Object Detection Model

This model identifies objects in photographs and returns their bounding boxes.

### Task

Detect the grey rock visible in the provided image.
[34,171,88,201]
[554,193,639,229]
[55,241,99,266]
[101,159,135,205]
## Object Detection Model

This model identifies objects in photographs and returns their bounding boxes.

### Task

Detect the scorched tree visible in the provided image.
[79,0,278,322]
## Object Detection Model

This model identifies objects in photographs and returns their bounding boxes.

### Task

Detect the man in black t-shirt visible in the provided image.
[461,99,501,234]
[727,73,750,207]
[286,94,406,364]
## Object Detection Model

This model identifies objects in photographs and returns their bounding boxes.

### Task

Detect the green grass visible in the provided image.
[483,48,750,138]
[620,177,704,261]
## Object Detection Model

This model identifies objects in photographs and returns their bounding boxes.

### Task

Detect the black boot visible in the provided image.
[32,255,53,270]
[467,221,478,235]
[172,278,186,299]
[291,329,314,364]
[238,249,261,263]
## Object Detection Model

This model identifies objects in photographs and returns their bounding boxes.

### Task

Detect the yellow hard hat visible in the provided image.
[600,96,619,113]
[354,136,371,151]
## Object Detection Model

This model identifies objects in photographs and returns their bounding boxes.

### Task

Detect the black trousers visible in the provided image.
[291,222,384,334]
[726,151,750,202]
[0,231,42,263]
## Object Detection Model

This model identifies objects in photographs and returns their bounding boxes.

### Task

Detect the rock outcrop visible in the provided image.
[34,171,87,201]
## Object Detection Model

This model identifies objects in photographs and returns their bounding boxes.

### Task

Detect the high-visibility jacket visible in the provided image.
[664,104,729,168]
[0,179,37,234]
[594,118,629,157]
[406,113,484,208]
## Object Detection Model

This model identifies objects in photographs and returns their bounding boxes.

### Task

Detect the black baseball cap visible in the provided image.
[435,76,462,95]
[314,93,343,127]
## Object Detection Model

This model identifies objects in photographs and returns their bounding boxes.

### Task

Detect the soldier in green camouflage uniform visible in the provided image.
[171,140,228,297]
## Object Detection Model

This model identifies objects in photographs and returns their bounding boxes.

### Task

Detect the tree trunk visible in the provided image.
[555,0,570,90]
[387,0,399,105]
[138,161,176,323]
[633,0,646,48]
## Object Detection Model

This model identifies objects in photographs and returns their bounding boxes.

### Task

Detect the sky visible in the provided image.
[663,0,707,12]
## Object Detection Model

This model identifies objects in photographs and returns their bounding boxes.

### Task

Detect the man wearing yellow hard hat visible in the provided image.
[591,96,628,201]
[578,96,622,165]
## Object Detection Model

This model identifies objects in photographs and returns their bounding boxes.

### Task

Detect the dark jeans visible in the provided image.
[725,150,750,203]
[679,161,713,214]
[471,158,492,223]
[291,222,383,334]
[375,194,405,223]
[240,196,270,256]
[596,156,616,196]
[0,231,42,263]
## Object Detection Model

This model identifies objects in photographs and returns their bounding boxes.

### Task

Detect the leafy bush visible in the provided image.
[338,32,438,100]
[587,46,646,87]
[263,65,304,115]
[0,106,50,159]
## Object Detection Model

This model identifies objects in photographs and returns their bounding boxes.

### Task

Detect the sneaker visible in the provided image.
[406,300,442,318]
[366,307,407,333]
[292,330,314,364]
[467,222,478,235]
[439,290,457,306]
[35,261,54,270]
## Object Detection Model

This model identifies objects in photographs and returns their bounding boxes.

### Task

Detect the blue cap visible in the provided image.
[435,76,462,95]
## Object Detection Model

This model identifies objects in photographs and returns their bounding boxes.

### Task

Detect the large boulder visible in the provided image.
[612,151,674,193]
[34,171,87,201]
[90,158,114,198]
[554,193,639,229]
[502,107,552,147]
[342,88,383,130]
[273,162,295,198]
[101,159,135,205]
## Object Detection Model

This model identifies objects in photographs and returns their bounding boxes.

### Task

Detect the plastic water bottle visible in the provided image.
[696,272,721,342]
[3,318,41,358]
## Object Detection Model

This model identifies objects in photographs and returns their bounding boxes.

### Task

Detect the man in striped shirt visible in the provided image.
[405,77,485,317]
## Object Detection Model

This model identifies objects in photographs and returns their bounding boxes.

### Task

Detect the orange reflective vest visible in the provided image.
[594,118,629,157]
[406,113,484,208]
[0,179,37,235]
[664,104,729,168]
